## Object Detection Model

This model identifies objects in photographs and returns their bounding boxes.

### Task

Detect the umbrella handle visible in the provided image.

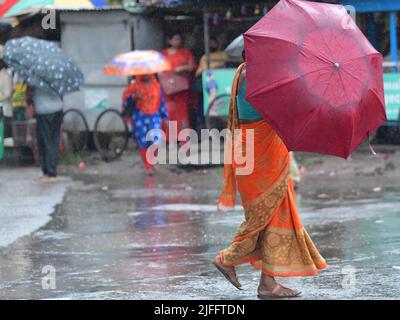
[367,131,377,156]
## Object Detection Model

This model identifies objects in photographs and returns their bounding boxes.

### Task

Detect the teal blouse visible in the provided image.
[236,79,262,120]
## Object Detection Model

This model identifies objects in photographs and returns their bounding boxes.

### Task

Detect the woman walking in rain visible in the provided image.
[122,74,168,176]
[213,51,327,298]
[161,33,196,135]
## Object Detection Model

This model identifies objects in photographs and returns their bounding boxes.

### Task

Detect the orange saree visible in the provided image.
[218,63,327,277]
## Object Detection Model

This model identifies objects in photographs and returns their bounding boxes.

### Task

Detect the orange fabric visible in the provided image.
[218,63,327,277]
[218,63,245,209]
[122,83,136,104]
[233,120,290,207]
[122,75,161,115]
[218,63,291,209]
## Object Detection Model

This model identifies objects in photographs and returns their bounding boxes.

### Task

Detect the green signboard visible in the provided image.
[384,73,400,121]
[202,70,399,123]
[202,68,236,117]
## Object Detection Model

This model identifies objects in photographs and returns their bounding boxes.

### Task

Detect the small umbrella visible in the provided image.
[3,36,84,96]
[225,35,244,58]
[244,0,386,158]
[104,50,171,76]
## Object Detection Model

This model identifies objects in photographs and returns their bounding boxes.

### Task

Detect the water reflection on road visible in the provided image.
[1,173,400,300]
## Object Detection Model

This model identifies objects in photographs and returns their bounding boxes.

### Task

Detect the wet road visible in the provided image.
[0,168,75,247]
[1,164,400,300]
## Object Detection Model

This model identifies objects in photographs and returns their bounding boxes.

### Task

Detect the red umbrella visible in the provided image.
[244,0,386,158]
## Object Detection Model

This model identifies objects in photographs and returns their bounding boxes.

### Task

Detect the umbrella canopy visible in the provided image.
[0,0,107,18]
[225,34,243,58]
[104,50,171,76]
[3,36,84,96]
[244,0,386,159]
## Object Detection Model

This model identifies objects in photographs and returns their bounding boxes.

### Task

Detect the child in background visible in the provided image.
[122,75,168,176]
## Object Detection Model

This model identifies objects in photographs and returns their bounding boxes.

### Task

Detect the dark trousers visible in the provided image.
[4,116,12,138]
[36,111,63,177]
[193,78,205,134]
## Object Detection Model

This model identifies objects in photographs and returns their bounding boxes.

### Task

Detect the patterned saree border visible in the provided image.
[232,168,290,243]
[219,251,328,278]
[251,261,328,278]
[219,250,262,267]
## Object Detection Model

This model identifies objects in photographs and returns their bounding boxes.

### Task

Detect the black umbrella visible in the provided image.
[3,36,84,96]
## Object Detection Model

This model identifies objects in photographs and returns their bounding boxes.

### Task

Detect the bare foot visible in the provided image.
[39,176,58,183]
[258,275,300,298]
[213,255,242,290]
[38,176,58,183]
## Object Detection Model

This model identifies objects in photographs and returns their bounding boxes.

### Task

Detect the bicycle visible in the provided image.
[60,108,89,155]
[204,93,230,130]
[93,108,130,162]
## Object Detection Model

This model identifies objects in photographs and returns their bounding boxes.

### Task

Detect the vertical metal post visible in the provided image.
[367,13,377,49]
[390,12,398,73]
[203,9,210,70]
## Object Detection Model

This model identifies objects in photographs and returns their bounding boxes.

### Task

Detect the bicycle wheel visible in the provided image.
[60,108,89,155]
[205,94,230,130]
[93,109,129,161]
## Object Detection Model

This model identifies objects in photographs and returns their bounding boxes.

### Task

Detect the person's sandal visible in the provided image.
[257,284,301,299]
[213,260,243,290]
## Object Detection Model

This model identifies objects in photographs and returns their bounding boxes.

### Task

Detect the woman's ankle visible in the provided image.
[259,274,276,288]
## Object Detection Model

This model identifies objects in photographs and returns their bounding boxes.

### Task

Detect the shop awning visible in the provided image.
[0,0,108,18]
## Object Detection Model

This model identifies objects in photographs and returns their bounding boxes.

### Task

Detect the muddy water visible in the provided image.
[0,171,399,300]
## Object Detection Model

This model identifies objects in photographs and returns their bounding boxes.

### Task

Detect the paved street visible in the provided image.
[1,149,400,300]
[2,0,400,304]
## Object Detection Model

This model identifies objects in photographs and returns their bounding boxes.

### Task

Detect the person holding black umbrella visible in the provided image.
[27,86,63,182]
[3,37,84,182]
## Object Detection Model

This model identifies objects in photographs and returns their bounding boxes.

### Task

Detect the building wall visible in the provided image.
[60,10,164,130]
[133,15,164,50]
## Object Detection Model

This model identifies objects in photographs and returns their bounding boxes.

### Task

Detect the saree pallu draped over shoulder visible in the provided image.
[218,63,327,277]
